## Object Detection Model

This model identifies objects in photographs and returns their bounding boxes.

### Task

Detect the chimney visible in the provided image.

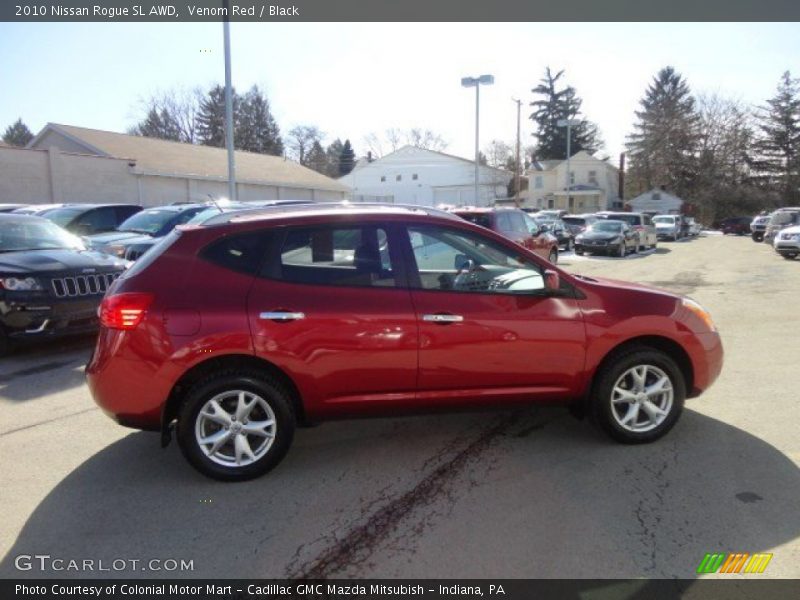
[618,153,625,200]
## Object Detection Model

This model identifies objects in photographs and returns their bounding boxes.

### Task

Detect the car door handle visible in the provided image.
[259,311,305,321]
[422,314,464,323]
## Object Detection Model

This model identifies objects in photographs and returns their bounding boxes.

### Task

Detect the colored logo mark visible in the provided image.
[697,552,773,574]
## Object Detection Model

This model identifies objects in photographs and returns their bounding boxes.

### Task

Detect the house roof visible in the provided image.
[28,123,349,193]
[341,145,514,178]
[528,151,618,173]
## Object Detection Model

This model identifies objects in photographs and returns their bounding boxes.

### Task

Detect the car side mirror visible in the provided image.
[544,269,560,292]
[454,254,470,270]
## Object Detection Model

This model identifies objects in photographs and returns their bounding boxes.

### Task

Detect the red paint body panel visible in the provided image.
[86,209,723,432]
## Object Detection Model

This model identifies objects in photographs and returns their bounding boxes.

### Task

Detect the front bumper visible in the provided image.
[1,293,102,340]
[775,242,800,255]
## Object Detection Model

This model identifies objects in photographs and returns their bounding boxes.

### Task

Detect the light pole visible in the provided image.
[461,74,494,206]
[557,118,580,210]
[222,0,237,201]
[512,97,522,207]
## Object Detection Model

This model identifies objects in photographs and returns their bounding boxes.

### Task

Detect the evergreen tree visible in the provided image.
[625,66,700,198]
[751,71,800,204]
[131,107,183,141]
[305,140,328,174]
[529,67,602,159]
[338,139,356,176]
[325,139,344,177]
[2,118,34,147]
[236,85,283,155]
[196,85,238,148]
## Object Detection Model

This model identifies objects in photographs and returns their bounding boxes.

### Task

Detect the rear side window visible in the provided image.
[201,231,270,275]
[495,212,512,233]
[508,212,529,234]
[277,226,396,288]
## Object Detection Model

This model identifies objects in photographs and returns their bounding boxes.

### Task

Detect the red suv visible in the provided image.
[450,207,560,263]
[87,205,723,481]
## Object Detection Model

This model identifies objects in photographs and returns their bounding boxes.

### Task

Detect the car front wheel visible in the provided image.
[177,369,295,481]
[591,347,685,443]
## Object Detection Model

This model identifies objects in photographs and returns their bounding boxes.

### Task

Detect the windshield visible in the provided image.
[589,221,623,232]
[653,216,676,224]
[42,207,82,227]
[119,209,184,235]
[772,212,799,225]
[0,219,85,252]
[563,217,587,226]
[603,214,638,225]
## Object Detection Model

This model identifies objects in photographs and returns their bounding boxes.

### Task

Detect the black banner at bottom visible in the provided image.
[4,579,800,600]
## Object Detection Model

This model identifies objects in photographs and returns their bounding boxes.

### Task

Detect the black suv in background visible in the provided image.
[42,204,142,236]
[0,214,129,354]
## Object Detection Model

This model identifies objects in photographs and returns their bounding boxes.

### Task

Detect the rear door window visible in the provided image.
[276,226,397,288]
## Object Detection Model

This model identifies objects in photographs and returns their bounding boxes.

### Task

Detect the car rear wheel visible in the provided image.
[548,249,558,264]
[591,347,685,443]
[177,369,295,481]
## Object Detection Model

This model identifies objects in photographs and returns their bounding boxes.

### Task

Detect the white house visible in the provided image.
[627,189,684,214]
[338,145,514,207]
[522,150,621,212]
[1,123,349,206]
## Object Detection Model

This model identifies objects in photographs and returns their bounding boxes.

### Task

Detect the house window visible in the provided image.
[380,176,386,182]
[547,198,555,208]
[569,171,575,185]
[588,170,597,185]
[396,174,402,182]
[412,173,419,180]
[534,176,543,189]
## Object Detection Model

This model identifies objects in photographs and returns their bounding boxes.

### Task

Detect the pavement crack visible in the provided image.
[0,407,98,437]
[286,412,521,579]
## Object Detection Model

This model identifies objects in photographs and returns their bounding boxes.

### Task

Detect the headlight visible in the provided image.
[682,298,716,332]
[0,277,43,291]
[103,244,127,257]
[611,236,622,244]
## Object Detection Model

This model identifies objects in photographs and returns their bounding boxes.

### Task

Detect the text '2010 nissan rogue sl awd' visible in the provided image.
[87,204,723,481]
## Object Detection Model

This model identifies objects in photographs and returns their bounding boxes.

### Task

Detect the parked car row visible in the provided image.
[751,206,800,260]
[0,199,312,355]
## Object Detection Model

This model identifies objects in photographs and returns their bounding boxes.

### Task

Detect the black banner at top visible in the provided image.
[2,0,800,22]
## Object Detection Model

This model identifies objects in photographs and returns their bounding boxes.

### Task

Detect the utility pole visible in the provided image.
[222,0,237,201]
[557,118,580,210]
[512,97,521,207]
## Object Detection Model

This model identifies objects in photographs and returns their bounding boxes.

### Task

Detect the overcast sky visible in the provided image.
[1,22,799,163]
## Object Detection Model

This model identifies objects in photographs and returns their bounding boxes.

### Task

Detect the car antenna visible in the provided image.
[207,194,224,213]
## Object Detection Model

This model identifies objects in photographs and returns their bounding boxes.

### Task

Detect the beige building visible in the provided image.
[0,123,349,206]
[522,150,621,213]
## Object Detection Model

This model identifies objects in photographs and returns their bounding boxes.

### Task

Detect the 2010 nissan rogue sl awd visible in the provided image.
[86,204,723,481]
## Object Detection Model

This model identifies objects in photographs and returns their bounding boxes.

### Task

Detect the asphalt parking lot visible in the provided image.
[1,233,798,580]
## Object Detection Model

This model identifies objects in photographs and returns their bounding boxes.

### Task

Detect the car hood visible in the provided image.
[0,249,128,275]
[86,231,153,247]
[577,274,680,299]
[578,230,620,240]
[778,225,800,235]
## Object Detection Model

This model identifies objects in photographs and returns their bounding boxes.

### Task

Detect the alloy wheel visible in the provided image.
[194,390,277,467]
[610,364,674,433]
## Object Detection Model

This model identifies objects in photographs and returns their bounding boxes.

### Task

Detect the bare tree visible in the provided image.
[362,127,448,158]
[131,87,201,144]
[287,125,324,165]
[484,140,514,169]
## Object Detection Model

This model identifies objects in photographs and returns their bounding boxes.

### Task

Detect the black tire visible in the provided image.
[781,253,797,260]
[548,249,558,264]
[590,346,686,444]
[576,250,584,256]
[0,326,10,358]
[177,369,296,481]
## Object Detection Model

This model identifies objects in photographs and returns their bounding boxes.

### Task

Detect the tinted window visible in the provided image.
[43,207,82,227]
[456,213,492,229]
[201,231,270,275]
[115,206,141,222]
[408,225,544,294]
[278,226,396,288]
[75,207,117,233]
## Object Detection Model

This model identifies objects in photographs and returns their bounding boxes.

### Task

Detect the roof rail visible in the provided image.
[201,201,463,226]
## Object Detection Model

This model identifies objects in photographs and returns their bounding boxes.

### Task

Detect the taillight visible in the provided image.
[99,293,153,330]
